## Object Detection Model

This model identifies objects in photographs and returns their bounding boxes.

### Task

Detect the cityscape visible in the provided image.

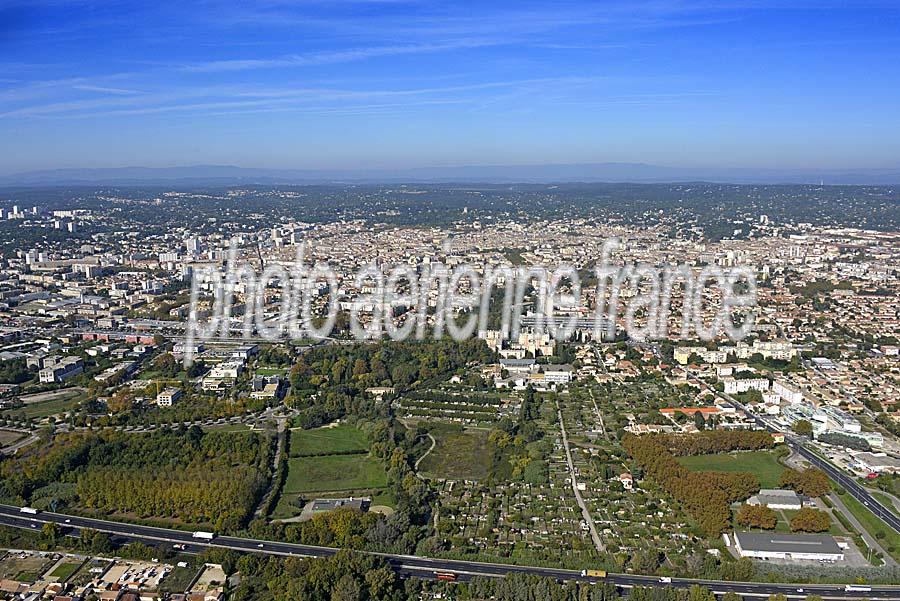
[0,1,899,601]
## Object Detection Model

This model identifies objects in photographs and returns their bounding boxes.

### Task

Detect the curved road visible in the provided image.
[1,505,898,599]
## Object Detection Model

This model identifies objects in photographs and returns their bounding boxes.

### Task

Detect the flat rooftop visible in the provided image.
[735,532,842,554]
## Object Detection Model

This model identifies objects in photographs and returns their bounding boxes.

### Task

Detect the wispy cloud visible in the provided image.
[181,39,500,73]
[72,84,142,95]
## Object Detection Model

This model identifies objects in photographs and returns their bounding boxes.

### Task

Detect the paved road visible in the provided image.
[718,393,900,535]
[0,505,898,599]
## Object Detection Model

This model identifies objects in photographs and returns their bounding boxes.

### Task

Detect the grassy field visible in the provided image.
[160,564,201,593]
[871,491,900,517]
[418,424,491,481]
[49,561,82,581]
[283,455,387,493]
[2,389,86,419]
[0,430,24,446]
[290,425,369,456]
[676,450,785,488]
[837,490,900,563]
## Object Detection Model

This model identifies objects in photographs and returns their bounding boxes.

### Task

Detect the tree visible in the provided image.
[41,522,61,542]
[780,468,831,497]
[694,411,706,431]
[792,420,813,437]
[736,504,777,530]
[790,507,830,533]
[330,574,363,601]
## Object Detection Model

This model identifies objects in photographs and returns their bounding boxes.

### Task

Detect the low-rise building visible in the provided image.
[734,531,844,562]
[156,387,182,407]
[39,356,84,383]
[746,489,802,510]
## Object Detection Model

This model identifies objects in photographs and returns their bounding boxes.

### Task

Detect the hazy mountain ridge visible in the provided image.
[2,163,900,186]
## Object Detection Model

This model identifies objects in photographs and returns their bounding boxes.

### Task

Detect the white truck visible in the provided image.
[192,531,215,540]
[19,507,39,515]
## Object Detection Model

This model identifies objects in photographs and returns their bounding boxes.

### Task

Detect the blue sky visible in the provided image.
[1,0,899,174]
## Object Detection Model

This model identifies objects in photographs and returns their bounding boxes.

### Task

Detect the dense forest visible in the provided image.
[0,427,270,530]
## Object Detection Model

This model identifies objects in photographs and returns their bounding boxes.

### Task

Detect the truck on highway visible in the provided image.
[192,531,215,540]
[844,585,871,593]
[434,572,457,582]
[19,507,39,515]
[580,570,607,578]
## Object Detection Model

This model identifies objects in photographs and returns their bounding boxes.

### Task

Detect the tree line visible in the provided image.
[623,431,772,536]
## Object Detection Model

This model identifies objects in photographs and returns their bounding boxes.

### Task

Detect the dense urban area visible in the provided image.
[0,183,897,601]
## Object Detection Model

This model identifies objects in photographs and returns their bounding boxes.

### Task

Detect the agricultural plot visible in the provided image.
[0,552,54,583]
[554,381,712,564]
[290,424,369,456]
[418,424,491,481]
[395,390,509,426]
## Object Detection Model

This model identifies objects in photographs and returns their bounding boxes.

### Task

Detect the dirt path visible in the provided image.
[556,400,605,553]
[252,418,288,520]
[414,433,437,471]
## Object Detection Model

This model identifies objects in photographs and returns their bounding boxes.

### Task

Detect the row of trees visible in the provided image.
[623,433,762,536]
[780,468,831,498]
[737,504,777,530]
[663,430,775,456]
[737,504,830,533]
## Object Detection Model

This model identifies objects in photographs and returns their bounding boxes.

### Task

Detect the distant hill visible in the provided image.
[2,163,900,186]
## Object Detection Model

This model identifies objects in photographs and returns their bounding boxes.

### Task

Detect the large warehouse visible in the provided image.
[734,532,845,562]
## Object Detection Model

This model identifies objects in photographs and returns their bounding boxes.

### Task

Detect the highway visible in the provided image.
[1,504,898,599]
[722,394,900,535]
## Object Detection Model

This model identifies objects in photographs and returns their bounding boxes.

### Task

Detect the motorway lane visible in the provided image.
[719,395,900,535]
[792,445,900,532]
[1,505,899,599]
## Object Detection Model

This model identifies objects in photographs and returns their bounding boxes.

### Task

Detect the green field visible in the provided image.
[49,562,81,581]
[283,454,387,493]
[837,490,900,563]
[676,450,785,488]
[418,424,491,481]
[290,425,369,456]
[2,389,85,420]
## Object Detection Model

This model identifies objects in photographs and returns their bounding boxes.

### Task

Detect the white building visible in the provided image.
[734,532,844,562]
[746,489,802,510]
[723,377,770,395]
[156,388,182,407]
